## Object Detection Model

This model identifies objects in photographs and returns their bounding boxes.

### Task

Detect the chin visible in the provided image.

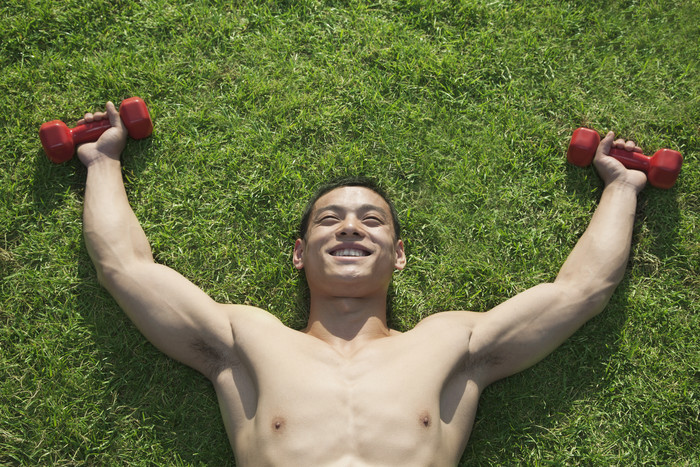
[326,275,391,296]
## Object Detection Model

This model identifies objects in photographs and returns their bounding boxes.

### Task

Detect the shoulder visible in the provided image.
[220,303,292,336]
[411,311,496,371]
[222,303,283,322]
[402,310,485,352]
[413,310,484,331]
[196,304,292,378]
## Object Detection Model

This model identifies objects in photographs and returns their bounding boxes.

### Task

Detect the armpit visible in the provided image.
[464,350,504,371]
[190,338,239,377]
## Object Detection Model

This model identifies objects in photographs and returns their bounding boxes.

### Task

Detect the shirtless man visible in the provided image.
[78,102,647,466]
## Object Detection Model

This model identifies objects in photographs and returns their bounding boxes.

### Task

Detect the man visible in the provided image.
[78,101,647,466]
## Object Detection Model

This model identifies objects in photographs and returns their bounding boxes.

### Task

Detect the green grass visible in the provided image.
[1,0,698,465]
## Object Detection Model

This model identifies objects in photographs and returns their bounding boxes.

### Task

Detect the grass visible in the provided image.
[1,0,698,465]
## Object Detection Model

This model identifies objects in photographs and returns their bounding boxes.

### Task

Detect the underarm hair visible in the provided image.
[190,338,237,377]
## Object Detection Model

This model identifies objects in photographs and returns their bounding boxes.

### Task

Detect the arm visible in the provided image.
[469,132,648,385]
[78,103,240,379]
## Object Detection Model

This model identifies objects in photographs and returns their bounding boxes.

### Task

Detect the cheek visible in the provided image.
[299,239,326,266]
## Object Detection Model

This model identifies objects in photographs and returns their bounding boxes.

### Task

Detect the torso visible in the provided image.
[212,308,482,467]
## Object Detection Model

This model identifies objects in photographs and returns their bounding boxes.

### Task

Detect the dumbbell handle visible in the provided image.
[69,118,114,145]
[607,147,650,172]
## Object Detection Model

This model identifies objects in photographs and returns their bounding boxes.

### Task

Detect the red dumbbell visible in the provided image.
[567,127,683,189]
[39,97,153,163]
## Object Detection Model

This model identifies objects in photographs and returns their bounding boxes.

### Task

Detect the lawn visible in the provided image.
[1,0,698,465]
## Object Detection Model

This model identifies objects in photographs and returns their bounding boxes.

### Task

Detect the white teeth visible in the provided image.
[332,248,368,257]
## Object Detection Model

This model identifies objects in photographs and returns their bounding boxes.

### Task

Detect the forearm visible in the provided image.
[83,158,153,284]
[555,180,639,307]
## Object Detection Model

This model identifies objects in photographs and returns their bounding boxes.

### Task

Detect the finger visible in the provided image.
[611,139,642,153]
[86,111,107,123]
[613,138,627,148]
[77,108,109,126]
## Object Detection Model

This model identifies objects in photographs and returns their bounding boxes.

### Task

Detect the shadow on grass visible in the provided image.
[462,285,629,465]
[459,166,685,465]
[634,185,683,265]
[30,144,235,465]
[563,163,683,263]
[30,137,155,213]
[75,276,235,465]
[29,151,81,218]
[461,168,683,465]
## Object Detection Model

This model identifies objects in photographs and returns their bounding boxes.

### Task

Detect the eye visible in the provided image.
[363,215,383,226]
[318,214,339,224]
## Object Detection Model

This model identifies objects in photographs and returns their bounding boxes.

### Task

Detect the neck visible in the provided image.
[304,294,393,352]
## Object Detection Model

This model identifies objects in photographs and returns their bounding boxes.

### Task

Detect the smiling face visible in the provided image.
[293,186,406,298]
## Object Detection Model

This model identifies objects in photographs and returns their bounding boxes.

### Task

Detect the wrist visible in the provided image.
[604,178,644,196]
[84,153,122,170]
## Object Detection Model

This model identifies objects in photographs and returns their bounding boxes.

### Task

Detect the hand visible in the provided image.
[76,102,128,167]
[593,131,648,193]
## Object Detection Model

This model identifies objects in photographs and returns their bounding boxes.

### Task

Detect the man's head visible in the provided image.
[293,177,405,297]
[298,176,402,241]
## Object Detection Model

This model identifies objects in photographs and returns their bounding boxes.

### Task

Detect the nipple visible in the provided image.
[419,411,432,428]
[271,416,286,433]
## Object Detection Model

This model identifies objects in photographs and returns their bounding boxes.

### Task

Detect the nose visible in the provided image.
[337,215,363,237]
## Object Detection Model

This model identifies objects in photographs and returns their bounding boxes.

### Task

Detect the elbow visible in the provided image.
[95,264,118,289]
[553,277,619,318]
[85,242,155,291]
[94,262,125,292]
[93,258,152,292]
[555,260,627,308]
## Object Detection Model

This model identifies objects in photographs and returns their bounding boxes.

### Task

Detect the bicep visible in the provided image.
[103,262,240,377]
[468,283,599,385]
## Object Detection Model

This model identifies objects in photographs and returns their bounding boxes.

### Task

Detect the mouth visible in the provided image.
[330,247,371,257]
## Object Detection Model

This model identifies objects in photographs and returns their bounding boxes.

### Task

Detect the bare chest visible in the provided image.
[216,323,479,466]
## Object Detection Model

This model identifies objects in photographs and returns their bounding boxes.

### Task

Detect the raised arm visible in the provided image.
[78,102,240,379]
[469,132,648,385]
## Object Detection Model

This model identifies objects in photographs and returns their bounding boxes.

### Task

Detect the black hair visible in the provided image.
[298,176,401,240]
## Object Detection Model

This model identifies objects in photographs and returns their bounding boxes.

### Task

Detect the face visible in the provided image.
[293,186,406,297]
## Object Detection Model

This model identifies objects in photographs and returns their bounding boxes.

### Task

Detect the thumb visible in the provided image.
[595,131,614,159]
[105,101,126,131]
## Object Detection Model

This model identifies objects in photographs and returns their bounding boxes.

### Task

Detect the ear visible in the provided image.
[394,239,406,270]
[293,239,305,270]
